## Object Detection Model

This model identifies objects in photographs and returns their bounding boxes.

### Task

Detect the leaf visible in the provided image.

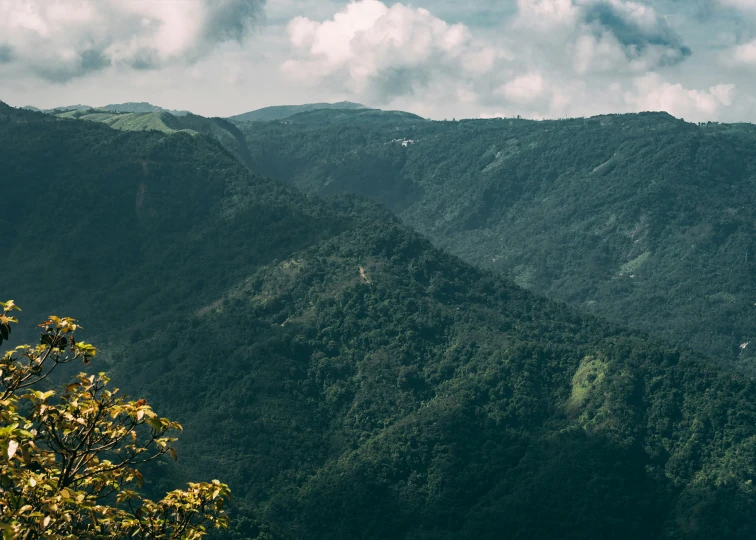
[42,516,50,529]
[169,447,178,461]
[7,440,18,459]
[2,300,20,312]
[0,324,8,341]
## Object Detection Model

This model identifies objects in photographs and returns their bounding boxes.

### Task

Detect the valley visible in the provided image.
[3,101,756,539]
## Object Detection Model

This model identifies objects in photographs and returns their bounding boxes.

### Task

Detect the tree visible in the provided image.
[0,300,230,539]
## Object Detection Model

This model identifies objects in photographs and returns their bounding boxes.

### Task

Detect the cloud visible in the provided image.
[496,72,546,105]
[625,73,735,120]
[0,0,751,123]
[281,0,507,101]
[275,0,740,122]
[512,0,692,75]
[719,0,756,11]
[726,40,756,66]
[514,0,578,29]
[0,0,264,82]
[582,0,691,67]
[0,43,12,64]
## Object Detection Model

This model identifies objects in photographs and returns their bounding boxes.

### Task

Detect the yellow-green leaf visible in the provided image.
[7,440,18,459]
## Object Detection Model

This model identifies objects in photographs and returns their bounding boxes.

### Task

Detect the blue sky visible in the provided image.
[1,0,755,122]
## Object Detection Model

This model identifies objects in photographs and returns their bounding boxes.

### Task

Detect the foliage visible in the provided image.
[4,102,756,538]
[49,107,254,170]
[235,110,756,369]
[228,102,367,123]
[0,300,230,538]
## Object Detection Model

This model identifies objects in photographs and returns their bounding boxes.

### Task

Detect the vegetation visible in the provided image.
[228,102,367,123]
[100,102,191,116]
[0,300,230,538]
[233,110,756,370]
[4,101,756,538]
[26,102,190,116]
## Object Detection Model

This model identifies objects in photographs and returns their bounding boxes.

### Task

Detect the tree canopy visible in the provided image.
[0,300,230,539]
[234,110,756,369]
[5,102,756,538]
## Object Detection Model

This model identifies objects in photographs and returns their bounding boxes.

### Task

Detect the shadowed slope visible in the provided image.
[2,102,756,539]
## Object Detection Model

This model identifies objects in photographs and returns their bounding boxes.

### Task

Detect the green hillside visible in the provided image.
[236,111,756,370]
[28,101,190,115]
[229,101,367,122]
[3,101,756,538]
[51,107,254,170]
[101,101,191,115]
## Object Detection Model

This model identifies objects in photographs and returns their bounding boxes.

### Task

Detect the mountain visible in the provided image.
[229,101,368,122]
[235,111,756,371]
[22,102,190,116]
[3,101,756,538]
[100,101,191,116]
[48,104,92,112]
[29,104,94,113]
[48,107,254,170]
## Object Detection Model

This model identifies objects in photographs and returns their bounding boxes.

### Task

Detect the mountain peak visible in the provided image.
[228,101,368,122]
[100,102,191,116]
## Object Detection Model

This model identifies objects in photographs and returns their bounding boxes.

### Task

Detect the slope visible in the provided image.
[100,101,191,115]
[25,101,191,115]
[229,101,367,122]
[50,107,255,170]
[236,111,756,370]
[2,101,756,539]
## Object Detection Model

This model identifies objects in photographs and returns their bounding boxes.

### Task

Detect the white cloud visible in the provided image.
[625,73,736,120]
[273,0,745,122]
[281,0,505,100]
[497,72,546,104]
[725,40,756,66]
[573,31,630,74]
[514,0,577,30]
[0,0,263,82]
[514,0,692,74]
[719,0,756,12]
[0,0,753,123]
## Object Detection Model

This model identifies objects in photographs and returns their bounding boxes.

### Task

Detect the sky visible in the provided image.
[1,0,755,122]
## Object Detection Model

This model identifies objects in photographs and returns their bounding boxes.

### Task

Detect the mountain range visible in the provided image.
[27,100,369,123]
[3,100,756,538]
[228,101,368,122]
[232,109,756,372]
[23,101,191,116]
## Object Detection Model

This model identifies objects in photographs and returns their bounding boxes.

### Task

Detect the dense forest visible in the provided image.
[231,109,756,371]
[50,106,255,169]
[3,101,756,538]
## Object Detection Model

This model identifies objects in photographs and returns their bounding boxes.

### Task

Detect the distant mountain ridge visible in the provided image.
[5,101,756,538]
[23,104,90,113]
[46,107,253,169]
[22,101,190,116]
[100,101,191,116]
[228,101,368,122]
[236,111,756,371]
[7,103,756,540]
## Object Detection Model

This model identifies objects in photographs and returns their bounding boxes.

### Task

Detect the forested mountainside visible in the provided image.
[3,101,756,539]
[23,101,191,116]
[228,101,367,122]
[49,106,254,169]
[100,101,191,115]
[233,110,756,370]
